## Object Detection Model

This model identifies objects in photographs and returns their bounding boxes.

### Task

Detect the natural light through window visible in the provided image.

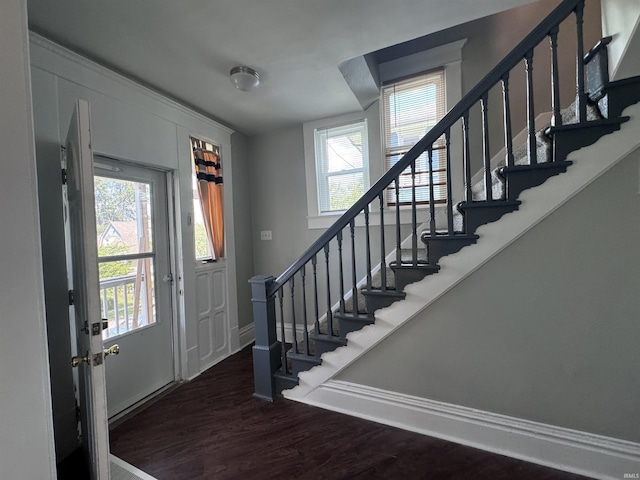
[383,69,446,205]
[314,120,369,213]
[94,176,157,340]
[190,137,222,261]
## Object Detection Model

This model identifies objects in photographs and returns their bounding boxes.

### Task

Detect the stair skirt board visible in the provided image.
[110,455,158,480]
[298,380,640,480]
[285,102,640,449]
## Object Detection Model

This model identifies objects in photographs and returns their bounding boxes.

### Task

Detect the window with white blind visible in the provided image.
[314,120,369,213]
[382,69,447,205]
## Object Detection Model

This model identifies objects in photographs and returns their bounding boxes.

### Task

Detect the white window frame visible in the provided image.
[314,119,369,214]
[382,68,447,206]
[303,39,465,229]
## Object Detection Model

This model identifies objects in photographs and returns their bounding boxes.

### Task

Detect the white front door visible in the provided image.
[94,159,175,418]
[64,99,110,479]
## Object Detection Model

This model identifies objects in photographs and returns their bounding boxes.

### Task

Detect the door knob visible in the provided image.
[104,344,120,357]
[71,352,90,367]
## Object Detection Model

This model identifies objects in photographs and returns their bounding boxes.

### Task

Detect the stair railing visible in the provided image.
[252,0,590,400]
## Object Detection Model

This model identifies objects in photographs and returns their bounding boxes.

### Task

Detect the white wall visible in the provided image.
[0,0,57,478]
[601,0,640,80]
[338,145,640,443]
[29,34,242,460]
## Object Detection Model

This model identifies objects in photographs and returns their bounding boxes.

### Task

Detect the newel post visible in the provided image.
[250,275,281,401]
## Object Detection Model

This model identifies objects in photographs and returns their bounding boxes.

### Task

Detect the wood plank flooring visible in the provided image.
[110,345,591,480]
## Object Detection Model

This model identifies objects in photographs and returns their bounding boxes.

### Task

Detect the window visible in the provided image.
[314,120,369,213]
[190,137,223,261]
[382,69,446,205]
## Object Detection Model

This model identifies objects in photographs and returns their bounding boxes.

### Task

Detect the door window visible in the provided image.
[94,176,157,339]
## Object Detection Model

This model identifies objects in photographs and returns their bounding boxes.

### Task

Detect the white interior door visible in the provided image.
[64,99,110,479]
[94,159,175,418]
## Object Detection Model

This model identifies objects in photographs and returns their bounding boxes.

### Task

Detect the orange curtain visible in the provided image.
[193,147,224,259]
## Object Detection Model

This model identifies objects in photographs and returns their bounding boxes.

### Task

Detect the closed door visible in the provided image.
[94,159,175,418]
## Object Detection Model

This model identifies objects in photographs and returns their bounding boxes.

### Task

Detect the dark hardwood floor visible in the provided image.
[110,345,591,480]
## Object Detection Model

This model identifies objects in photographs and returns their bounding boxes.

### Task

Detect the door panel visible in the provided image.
[94,160,174,418]
[64,99,110,479]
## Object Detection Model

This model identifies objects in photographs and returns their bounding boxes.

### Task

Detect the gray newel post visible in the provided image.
[250,275,281,401]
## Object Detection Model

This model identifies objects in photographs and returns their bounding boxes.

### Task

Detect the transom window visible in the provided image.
[382,69,446,205]
[314,120,369,213]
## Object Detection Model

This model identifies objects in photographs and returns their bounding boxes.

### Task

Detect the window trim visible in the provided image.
[314,119,370,214]
[303,39,465,230]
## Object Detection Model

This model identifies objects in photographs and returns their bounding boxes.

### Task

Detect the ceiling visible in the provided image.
[27,0,536,136]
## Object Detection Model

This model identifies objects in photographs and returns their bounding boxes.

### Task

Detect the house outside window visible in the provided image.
[314,120,369,213]
[382,69,446,205]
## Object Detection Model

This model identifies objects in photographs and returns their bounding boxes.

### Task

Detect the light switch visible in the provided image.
[260,230,272,241]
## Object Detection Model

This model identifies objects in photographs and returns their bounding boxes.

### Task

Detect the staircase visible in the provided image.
[251,0,640,401]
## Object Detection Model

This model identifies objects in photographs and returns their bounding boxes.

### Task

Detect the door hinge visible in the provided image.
[60,145,67,184]
[68,290,74,305]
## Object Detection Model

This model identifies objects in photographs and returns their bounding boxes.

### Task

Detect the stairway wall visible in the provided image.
[337,144,640,443]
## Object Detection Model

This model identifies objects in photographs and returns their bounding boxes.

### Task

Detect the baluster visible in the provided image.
[278,287,286,373]
[365,207,372,291]
[312,255,319,334]
[502,73,515,167]
[124,283,130,329]
[114,287,120,334]
[549,26,562,127]
[409,162,418,252]
[445,128,454,235]
[337,230,345,315]
[379,192,387,291]
[463,112,472,202]
[350,219,358,316]
[525,50,537,165]
[428,147,436,233]
[395,177,401,266]
[481,92,492,201]
[575,1,587,123]
[301,265,309,357]
[289,278,297,354]
[324,244,333,336]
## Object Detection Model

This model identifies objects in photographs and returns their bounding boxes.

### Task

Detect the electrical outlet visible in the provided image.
[260,230,272,241]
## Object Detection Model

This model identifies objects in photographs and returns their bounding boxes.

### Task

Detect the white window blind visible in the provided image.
[314,120,368,213]
[382,69,446,205]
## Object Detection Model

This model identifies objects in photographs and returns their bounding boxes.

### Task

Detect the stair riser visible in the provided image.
[363,292,405,313]
[598,78,640,119]
[274,374,299,392]
[338,317,374,340]
[391,266,440,291]
[312,337,346,358]
[501,163,571,201]
[551,121,625,163]
[423,236,477,264]
[290,357,321,377]
[459,203,520,234]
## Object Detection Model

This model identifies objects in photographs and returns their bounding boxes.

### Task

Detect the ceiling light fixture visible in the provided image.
[230,66,260,92]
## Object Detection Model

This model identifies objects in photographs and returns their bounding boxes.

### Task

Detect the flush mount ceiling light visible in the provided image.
[230,66,260,92]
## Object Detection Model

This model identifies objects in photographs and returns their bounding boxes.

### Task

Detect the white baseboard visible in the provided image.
[110,455,158,480]
[239,323,255,349]
[296,380,640,480]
